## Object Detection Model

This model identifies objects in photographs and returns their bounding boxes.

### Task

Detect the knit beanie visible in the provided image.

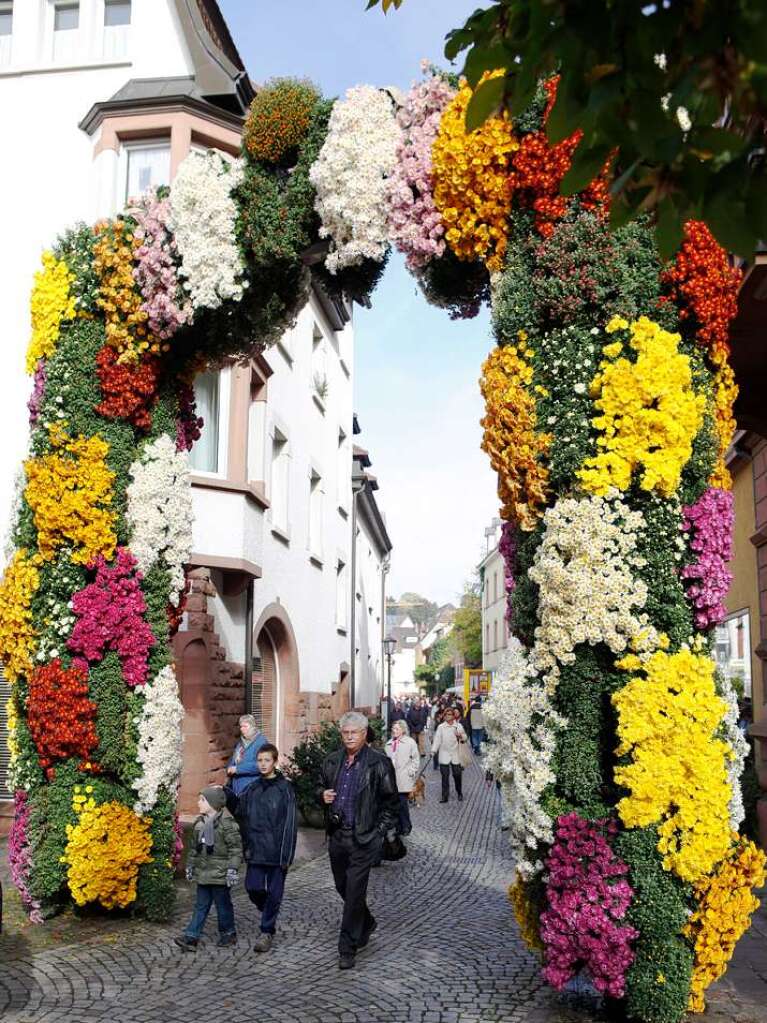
[201,785,227,811]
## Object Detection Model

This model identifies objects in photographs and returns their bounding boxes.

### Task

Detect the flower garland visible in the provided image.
[528,493,660,687]
[243,78,320,165]
[26,659,99,778]
[28,361,47,426]
[63,795,153,910]
[26,251,76,372]
[480,339,551,530]
[681,487,734,630]
[126,435,193,602]
[497,521,516,625]
[509,876,543,951]
[67,548,155,688]
[175,381,203,452]
[540,813,638,997]
[93,219,159,363]
[720,672,749,831]
[385,69,456,271]
[0,548,40,681]
[683,838,766,1013]
[24,426,117,565]
[482,641,566,878]
[613,647,732,883]
[431,72,518,272]
[132,665,184,813]
[578,316,706,498]
[708,355,738,490]
[130,191,191,340]
[310,85,400,272]
[8,791,44,923]
[169,150,245,310]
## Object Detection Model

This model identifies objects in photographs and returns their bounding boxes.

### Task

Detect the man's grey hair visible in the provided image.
[239,714,257,728]
[339,711,368,731]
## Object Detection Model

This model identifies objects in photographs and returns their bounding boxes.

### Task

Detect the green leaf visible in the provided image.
[690,127,747,158]
[704,195,756,259]
[560,143,611,197]
[546,75,586,145]
[655,196,685,259]
[465,75,506,132]
[464,42,508,89]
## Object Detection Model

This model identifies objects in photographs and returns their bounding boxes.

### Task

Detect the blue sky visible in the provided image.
[220,0,498,604]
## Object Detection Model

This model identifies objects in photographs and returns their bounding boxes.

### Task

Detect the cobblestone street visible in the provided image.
[1,761,765,1023]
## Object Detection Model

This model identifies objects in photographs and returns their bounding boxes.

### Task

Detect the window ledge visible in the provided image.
[312,393,327,414]
[337,503,349,519]
[271,524,291,546]
[309,552,324,569]
[276,339,294,366]
[340,357,351,379]
[190,474,270,510]
[336,626,348,636]
[0,58,132,79]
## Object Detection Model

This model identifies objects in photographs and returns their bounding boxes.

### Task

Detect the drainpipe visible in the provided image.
[350,463,367,709]
[244,578,254,717]
[380,554,390,722]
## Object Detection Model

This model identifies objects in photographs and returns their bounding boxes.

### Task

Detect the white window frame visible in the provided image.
[189,366,231,479]
[308,467,323,563]
[336,559,347,630]
[0,3,13,67]
[337,426,349,513]
[102,0,131,59]
[50,1,80,62]
[121,139,171,205]
[269,425,291,537]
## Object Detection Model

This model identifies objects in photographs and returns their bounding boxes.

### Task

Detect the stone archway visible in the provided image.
[252,603,301,754]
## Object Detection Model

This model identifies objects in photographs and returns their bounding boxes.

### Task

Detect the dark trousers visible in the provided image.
[440,762,463,800]
[471,727,486,754]
[185,883,235,939]
[329,829,381,956]
[245,863,287,934]
[397,793,412,835]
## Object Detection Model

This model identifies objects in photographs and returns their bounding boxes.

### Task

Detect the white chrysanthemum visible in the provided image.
[528,492,660,687]
[483,640,566,879]
[126,434,193,603]
[133,665,185,813]
[310,85,401,272]
[169,151,245,310]
[720,672,749,829]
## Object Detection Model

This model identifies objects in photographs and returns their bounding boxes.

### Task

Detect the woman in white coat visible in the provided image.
[385,719,420,835]
[431,706,468,803]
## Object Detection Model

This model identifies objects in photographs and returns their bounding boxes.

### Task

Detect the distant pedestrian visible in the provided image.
[390,701,406,728]
[431,707,468,803]
[384,719,420,836]
[226,714,268,795]
[470,697,486,755]
[407,697,429,754]
[175,786,242,950]
[317,711,399,970]
[226,743,297,952]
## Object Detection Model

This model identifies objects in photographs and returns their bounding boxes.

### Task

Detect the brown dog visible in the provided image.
[409,776,426,806]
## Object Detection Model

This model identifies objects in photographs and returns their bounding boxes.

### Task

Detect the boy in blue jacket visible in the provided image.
[226,742,297,952]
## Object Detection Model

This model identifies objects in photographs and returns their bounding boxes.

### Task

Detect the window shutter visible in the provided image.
[0,665,12,799]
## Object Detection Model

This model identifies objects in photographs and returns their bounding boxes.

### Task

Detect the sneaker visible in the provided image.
[338,954,356,970]
[254,933,273,953]
[173,935,198,951]
[216,933,237,948]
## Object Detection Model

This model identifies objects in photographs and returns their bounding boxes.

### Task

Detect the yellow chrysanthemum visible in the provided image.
[432,72,518,273]
[26,251,76,373]
[0,549,41,682]
[579,316,706,497]
[509,876,543,952]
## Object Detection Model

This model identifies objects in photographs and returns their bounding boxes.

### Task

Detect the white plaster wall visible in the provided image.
[191,488,264,569]
[392,646,416,688]
[250,295,356,697]
[482,547,509,674]
[0,0,193,557]
[207,569,247,666]
[354,515,385,710]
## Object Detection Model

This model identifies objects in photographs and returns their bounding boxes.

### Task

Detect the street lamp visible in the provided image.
[383,634,396,733]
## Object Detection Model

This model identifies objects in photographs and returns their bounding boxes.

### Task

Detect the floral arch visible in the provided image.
[0,68,764,1021]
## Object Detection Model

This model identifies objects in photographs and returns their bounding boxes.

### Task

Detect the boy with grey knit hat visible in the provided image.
[174,786,242,950]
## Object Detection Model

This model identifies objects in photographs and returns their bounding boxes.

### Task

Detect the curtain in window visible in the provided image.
[126,145,171,202]
[189,371,220,473]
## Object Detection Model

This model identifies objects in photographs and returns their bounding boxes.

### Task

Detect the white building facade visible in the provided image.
[479,521,510,675]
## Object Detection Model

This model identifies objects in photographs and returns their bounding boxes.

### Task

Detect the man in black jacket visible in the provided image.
[317,710,399,970]
[406,697,429,754]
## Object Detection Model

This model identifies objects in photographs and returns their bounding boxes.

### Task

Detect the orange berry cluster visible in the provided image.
[661,220,742,357]
[27,658,99,779]
[243,79,319,165]
[93,221,160,362]
[95,346,160,430]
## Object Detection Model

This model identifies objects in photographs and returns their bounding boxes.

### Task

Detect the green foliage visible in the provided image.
[614,827,694,1023]
[89,652,140,786]
[416,246,489,321]
[740,744,763,844]
[450,581,483,668]
[634,494,694,650]
[509,525,541,647]
[243,78,321,166]
[135,789,176,921]
[550,647,620,819]
[313,249,390,305]
[141,564,173,678]
[436,0,767,258]
[53,223,99,314]
[389,591,439,630]
[286,720,343,817]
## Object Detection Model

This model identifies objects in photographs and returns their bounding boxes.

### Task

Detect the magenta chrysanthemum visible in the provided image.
[28,360,47,426]
[131,191,192,341]
[681,487,734,630]
[8,790,44,922]
[175,381,203,452]
[67,547,155,688]
[498,520,517,625]
[384,70,455,271]
[541,813,638,998]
